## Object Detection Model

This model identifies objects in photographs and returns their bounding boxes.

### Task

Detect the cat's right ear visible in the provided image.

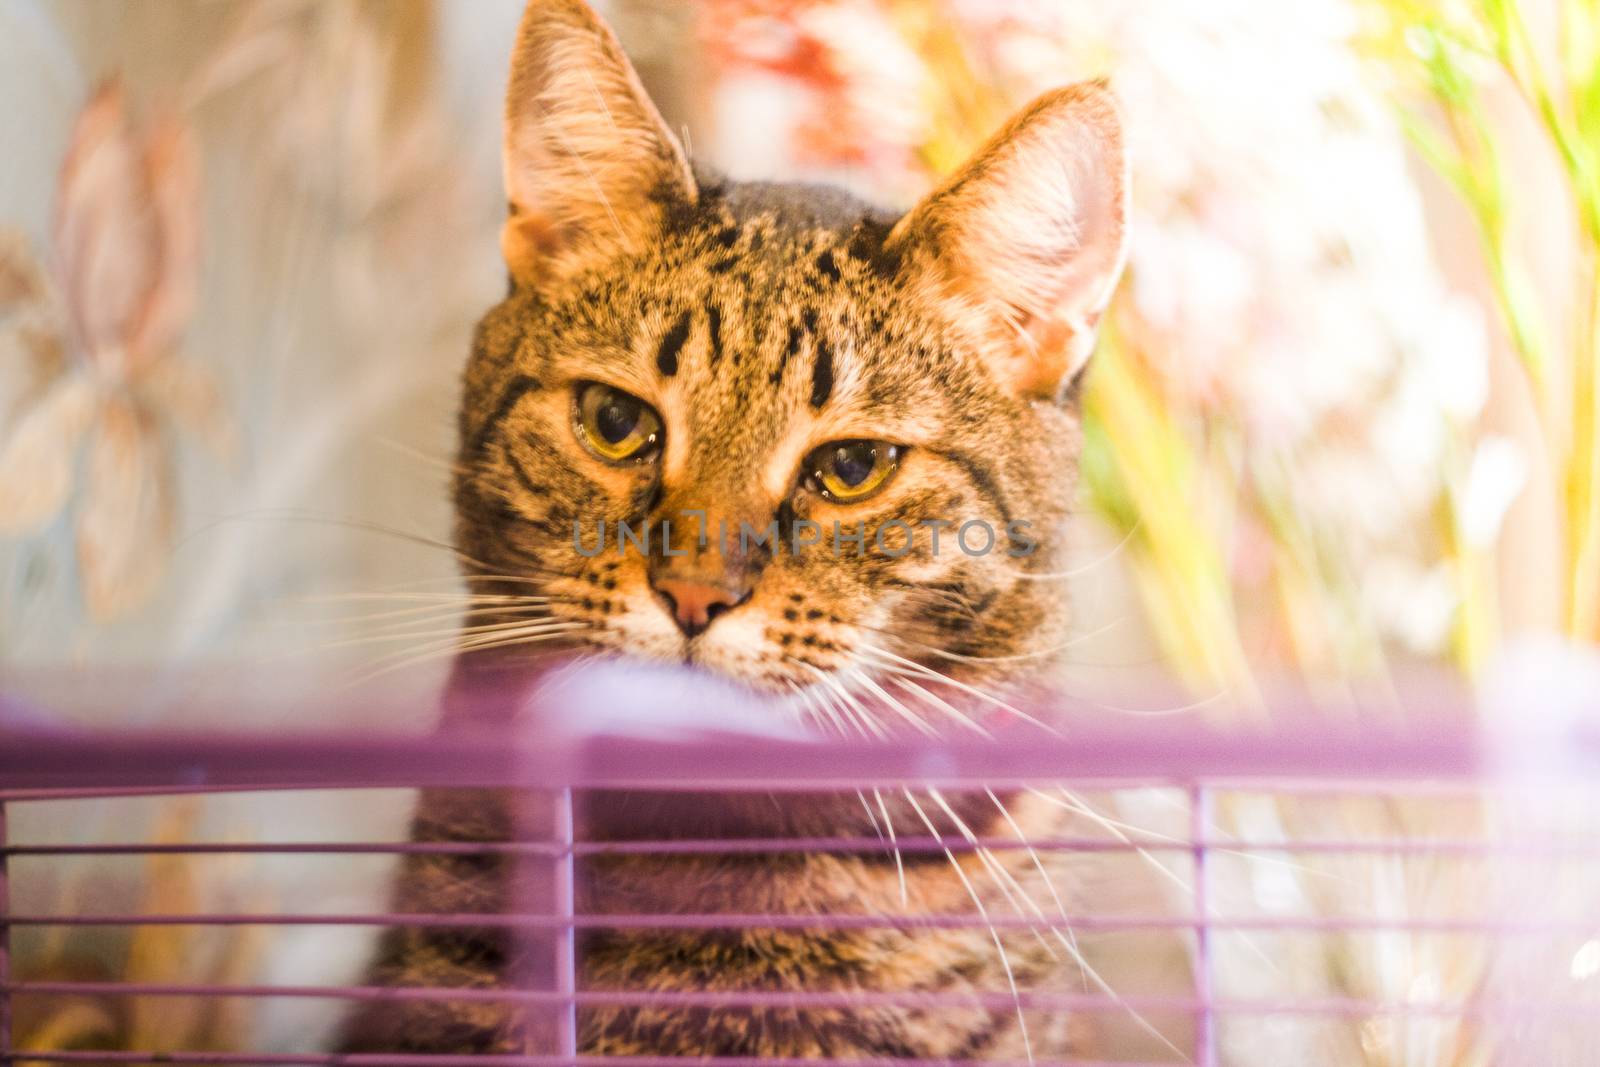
[501,0,697,290]
[886,83,1128,402]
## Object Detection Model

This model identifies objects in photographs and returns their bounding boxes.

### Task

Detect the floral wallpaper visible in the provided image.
[0,0,515,683]
[1,83,218,621]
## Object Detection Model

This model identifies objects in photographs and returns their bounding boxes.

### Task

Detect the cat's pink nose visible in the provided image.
[653,578,747,639]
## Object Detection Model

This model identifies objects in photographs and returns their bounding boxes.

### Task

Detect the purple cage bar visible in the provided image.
[2,675,1599,1066]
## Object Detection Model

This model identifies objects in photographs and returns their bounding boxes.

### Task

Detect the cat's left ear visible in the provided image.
[887,83,1128,401]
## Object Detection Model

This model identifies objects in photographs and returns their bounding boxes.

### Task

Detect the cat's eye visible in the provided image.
[804,440,903,502]
[574,382,663,464]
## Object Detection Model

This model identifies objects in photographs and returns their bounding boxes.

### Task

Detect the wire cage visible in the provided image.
[2,664,1600,1066]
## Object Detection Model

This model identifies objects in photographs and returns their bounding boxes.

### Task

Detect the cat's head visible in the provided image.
[453,0,1127,724]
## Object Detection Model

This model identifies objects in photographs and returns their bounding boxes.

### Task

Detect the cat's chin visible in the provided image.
[443,648,828,738]
[524,654,814,740]
[441,655,1020,842]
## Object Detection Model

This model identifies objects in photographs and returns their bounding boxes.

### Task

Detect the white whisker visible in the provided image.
[910,620,1122,667]
[936,789,1185,1058]
[902,788,1034,1065]
[794,660,887,741]
[925,788,1060,961]
[856,646,1060,735]
[886,676,992,738]
[1005,520,1140,581]
[785,678,847,739]
[338,621,587,689]
[843,665,939,739]
[874,788,909,908]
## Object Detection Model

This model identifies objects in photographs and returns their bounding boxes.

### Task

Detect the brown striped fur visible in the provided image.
[342,0,1140,1057]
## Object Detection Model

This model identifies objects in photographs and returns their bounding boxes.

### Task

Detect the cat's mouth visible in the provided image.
[459,571,1019,740]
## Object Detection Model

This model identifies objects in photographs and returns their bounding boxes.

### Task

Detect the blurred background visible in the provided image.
[3,0,1596,708]
[2,0,1599,1058]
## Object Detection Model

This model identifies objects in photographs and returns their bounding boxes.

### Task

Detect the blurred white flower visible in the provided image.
[1461,436,1529,551]
[1571,940,1600,983]
[1365,559,1460,654]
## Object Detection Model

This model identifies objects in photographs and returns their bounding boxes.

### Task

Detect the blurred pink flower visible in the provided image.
[698,0,927,183]
[0,82,227,621]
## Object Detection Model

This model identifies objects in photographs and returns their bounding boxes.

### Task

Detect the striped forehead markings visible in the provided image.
[653,294,833,405]
[815,248,841,282]
[810,325,835,409]
[765,305,833,407]
[770,321,803,386]
[707,303,724,365]
[656,311,691,377]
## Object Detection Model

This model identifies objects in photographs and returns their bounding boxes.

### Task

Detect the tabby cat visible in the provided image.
[340,0,1171,1058]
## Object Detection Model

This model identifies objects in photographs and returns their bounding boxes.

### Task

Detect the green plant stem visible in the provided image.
[1492,1,1600,637]
[1502,0,1600,242]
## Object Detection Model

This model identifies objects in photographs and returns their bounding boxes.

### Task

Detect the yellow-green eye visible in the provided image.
[575,382,663,463]
[805,440,902,502]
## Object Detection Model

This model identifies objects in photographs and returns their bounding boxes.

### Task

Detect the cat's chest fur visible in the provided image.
[343,787,1091,1058]
[575,791,1086,1058]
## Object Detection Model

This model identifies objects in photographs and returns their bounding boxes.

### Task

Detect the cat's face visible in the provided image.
[452,0,1126,721]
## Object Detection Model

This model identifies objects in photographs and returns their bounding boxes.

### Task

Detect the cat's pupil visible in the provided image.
[832,443,876,487]
[597,394,639,444]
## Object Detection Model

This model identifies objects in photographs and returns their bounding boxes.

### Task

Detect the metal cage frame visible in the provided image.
[2,681,1598,1066]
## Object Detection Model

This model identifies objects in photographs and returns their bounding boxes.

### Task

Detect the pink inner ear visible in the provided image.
[895,83,1128,397]
[498,0,696,287]
[1011,317,1079,398]
[978,100,1126,335]
[501,210,569,282]
[1045,134,1128,326]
